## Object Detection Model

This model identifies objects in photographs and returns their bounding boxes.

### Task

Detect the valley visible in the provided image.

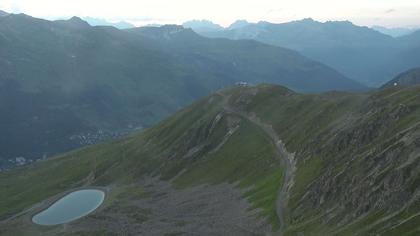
[0,13,365,169]
[188,19,420,87]
[1,7,420,235]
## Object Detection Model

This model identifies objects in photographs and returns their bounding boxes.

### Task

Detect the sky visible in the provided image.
[1,0,420,28]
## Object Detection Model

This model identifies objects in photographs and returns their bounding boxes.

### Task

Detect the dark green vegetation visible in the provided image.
[1,84,420,235]
[193,19,420,87]
[0,13,363,167]
[382,67,420,88]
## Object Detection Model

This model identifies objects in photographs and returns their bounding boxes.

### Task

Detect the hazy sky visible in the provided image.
[1,0,420,27]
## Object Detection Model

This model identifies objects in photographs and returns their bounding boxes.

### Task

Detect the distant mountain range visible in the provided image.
[186,18,420,87]
[183,20,223,33]
[372,26,419,38]
[372,25,418,37]
[127,24,363,92]
[0,13,363,167]
[82,17,135,29]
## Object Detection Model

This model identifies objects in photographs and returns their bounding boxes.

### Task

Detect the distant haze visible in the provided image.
[0,0,419,27]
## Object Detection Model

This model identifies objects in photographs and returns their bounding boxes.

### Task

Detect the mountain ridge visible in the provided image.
[127,24,365,92]
[0,10,8,17]
[372,25,418,37]
[382,67,420,88]
[183,19,224,33]
[1,84,419,235]
[0,13,364,169]
[82,17,135,29]
[187,18,420,86]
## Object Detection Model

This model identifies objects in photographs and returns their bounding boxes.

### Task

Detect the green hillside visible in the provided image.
[0,14,364,168]
[1,84,419,235]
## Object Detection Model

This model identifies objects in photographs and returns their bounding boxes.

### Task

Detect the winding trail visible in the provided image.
[218,90,296,235]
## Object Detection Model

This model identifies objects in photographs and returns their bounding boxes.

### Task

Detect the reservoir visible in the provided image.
[32,189,105,225]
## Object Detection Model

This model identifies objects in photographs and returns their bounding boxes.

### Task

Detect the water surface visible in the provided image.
[32,189,105,225]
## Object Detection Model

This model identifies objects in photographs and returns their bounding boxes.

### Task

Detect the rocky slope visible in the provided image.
[0,84,419,235]
[382,67,420,88]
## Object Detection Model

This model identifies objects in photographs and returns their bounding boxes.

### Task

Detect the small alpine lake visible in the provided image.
[32,189,105,226]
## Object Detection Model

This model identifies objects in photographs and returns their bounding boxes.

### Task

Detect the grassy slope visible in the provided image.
[0,92,284,234]
[243,85,420,235]
[1,15,366,167]
[1,85,420,235]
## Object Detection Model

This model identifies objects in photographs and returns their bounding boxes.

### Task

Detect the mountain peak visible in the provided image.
[131,24,199,41]
[325,20,355,27]
[54,16,90,28]
[183,19,223,32]
[68,16,90,25]
[82,17,135,29]
[302,17,315,22]
[292,18,319,25]
[159,24,187,33]
[0,9,9,17]
[228,20,250,29]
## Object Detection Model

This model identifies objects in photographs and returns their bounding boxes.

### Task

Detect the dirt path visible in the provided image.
[218,90,296,235]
